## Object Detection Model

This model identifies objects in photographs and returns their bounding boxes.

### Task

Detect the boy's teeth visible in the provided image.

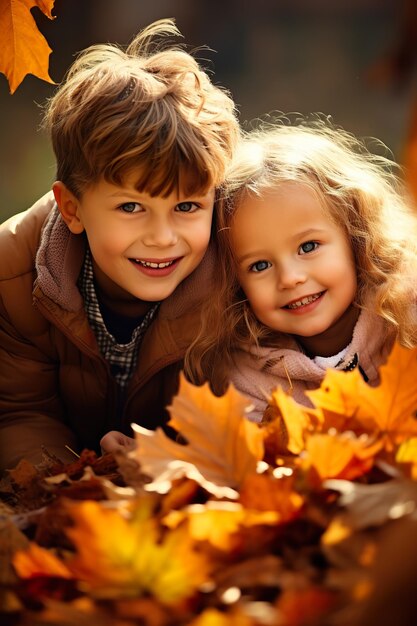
[137,259,174,268]
[287,293,321,309]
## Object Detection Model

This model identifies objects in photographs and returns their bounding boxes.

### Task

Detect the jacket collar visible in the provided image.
[35,206,86,312]
[238,308,392,384]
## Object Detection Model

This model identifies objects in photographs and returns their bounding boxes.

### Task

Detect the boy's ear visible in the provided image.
[52,181,85,234]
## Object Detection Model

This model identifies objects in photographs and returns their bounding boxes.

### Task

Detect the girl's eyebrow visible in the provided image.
[236,227,327,263]
[292,227,326,240]
[236,250,264,264]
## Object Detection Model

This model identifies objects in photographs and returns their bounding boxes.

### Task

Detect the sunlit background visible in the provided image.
[1,0,416,221]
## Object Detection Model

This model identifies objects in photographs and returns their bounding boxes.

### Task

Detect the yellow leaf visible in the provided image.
[307,342,417,449]
[132,375,264,494]
[66,499,211,604]
[269,386,322,454]
[396,437,417,479]
[189,607,253,626]
[164,501,279,551]
[321,517,352,546]
[0,0,56,93]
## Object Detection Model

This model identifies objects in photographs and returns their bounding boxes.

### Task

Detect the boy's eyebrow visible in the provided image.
[106,188,141,198]
[107,189,214,201]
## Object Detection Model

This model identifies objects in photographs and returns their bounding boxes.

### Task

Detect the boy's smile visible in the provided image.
[54,177,214,315]
[230,182,358,357]
[129,256,182,276]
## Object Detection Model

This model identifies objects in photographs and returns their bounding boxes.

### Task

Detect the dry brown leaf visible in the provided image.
[132,375,264,494]
[324,477,417,530]
[15,596,141,626]
[214,553,284,592]
[0,520,29,584]
[0,0,56,93]
[275,586,338,626]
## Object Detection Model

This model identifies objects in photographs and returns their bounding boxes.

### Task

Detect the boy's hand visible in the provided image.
[100,430,136,454]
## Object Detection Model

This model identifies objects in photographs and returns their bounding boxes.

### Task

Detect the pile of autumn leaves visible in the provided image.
[8,342,417,625]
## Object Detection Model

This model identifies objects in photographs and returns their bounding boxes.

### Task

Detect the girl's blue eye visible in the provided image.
[299,241,318,255]
[176,201,197,213]
[249,260,271,273]
[120,202,140,213]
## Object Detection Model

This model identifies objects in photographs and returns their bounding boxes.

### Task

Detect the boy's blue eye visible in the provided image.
[176,201,196,212]
[249,260,271,273]
[299,241,318,254]
[119,202,140,213]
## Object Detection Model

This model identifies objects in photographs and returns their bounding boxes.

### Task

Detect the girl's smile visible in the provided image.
[283,290,325,312]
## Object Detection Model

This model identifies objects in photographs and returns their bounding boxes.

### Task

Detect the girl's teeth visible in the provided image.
[287,293,321,309]
[137,260,174,268]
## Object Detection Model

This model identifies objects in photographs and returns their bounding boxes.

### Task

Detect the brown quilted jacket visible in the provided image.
[0,192,214,471]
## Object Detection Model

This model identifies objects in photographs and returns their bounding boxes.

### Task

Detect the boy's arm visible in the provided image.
[0,414,77,472]
[0,311,77,473]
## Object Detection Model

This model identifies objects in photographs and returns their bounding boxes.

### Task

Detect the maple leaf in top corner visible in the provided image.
[0,0,56,93]
[132,375,264,497]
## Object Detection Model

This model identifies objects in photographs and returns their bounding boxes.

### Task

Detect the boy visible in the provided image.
[0,19,239,471]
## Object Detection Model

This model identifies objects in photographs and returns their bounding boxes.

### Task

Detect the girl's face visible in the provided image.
[230,182,358,357]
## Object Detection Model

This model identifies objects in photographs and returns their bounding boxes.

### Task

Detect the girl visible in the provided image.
[186,118,417,422]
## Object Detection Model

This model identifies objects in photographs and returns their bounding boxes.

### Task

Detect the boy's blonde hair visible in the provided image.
[43,19,239,198]
[186,116,417,388]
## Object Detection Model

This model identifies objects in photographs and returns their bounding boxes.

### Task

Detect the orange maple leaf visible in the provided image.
[13,542,73,579]
[0,0,56,93]
[239,473,304,521]
[132,375,264,496]
[307,342,417,450]
[303,433,382,484]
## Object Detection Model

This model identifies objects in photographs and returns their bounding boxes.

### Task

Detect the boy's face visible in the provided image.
[55,176,214,312]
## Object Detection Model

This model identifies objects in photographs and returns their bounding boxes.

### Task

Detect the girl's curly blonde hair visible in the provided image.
[185,116,417,390]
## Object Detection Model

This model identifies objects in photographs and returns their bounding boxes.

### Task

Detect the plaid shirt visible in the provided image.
[78,250,159,390]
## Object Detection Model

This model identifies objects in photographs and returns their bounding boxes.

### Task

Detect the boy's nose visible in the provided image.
[142,219,178,247]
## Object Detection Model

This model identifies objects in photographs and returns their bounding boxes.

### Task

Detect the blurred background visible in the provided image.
[1,0,417,221]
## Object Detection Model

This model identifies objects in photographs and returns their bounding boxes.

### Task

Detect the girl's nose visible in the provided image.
[277,261,306,289]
